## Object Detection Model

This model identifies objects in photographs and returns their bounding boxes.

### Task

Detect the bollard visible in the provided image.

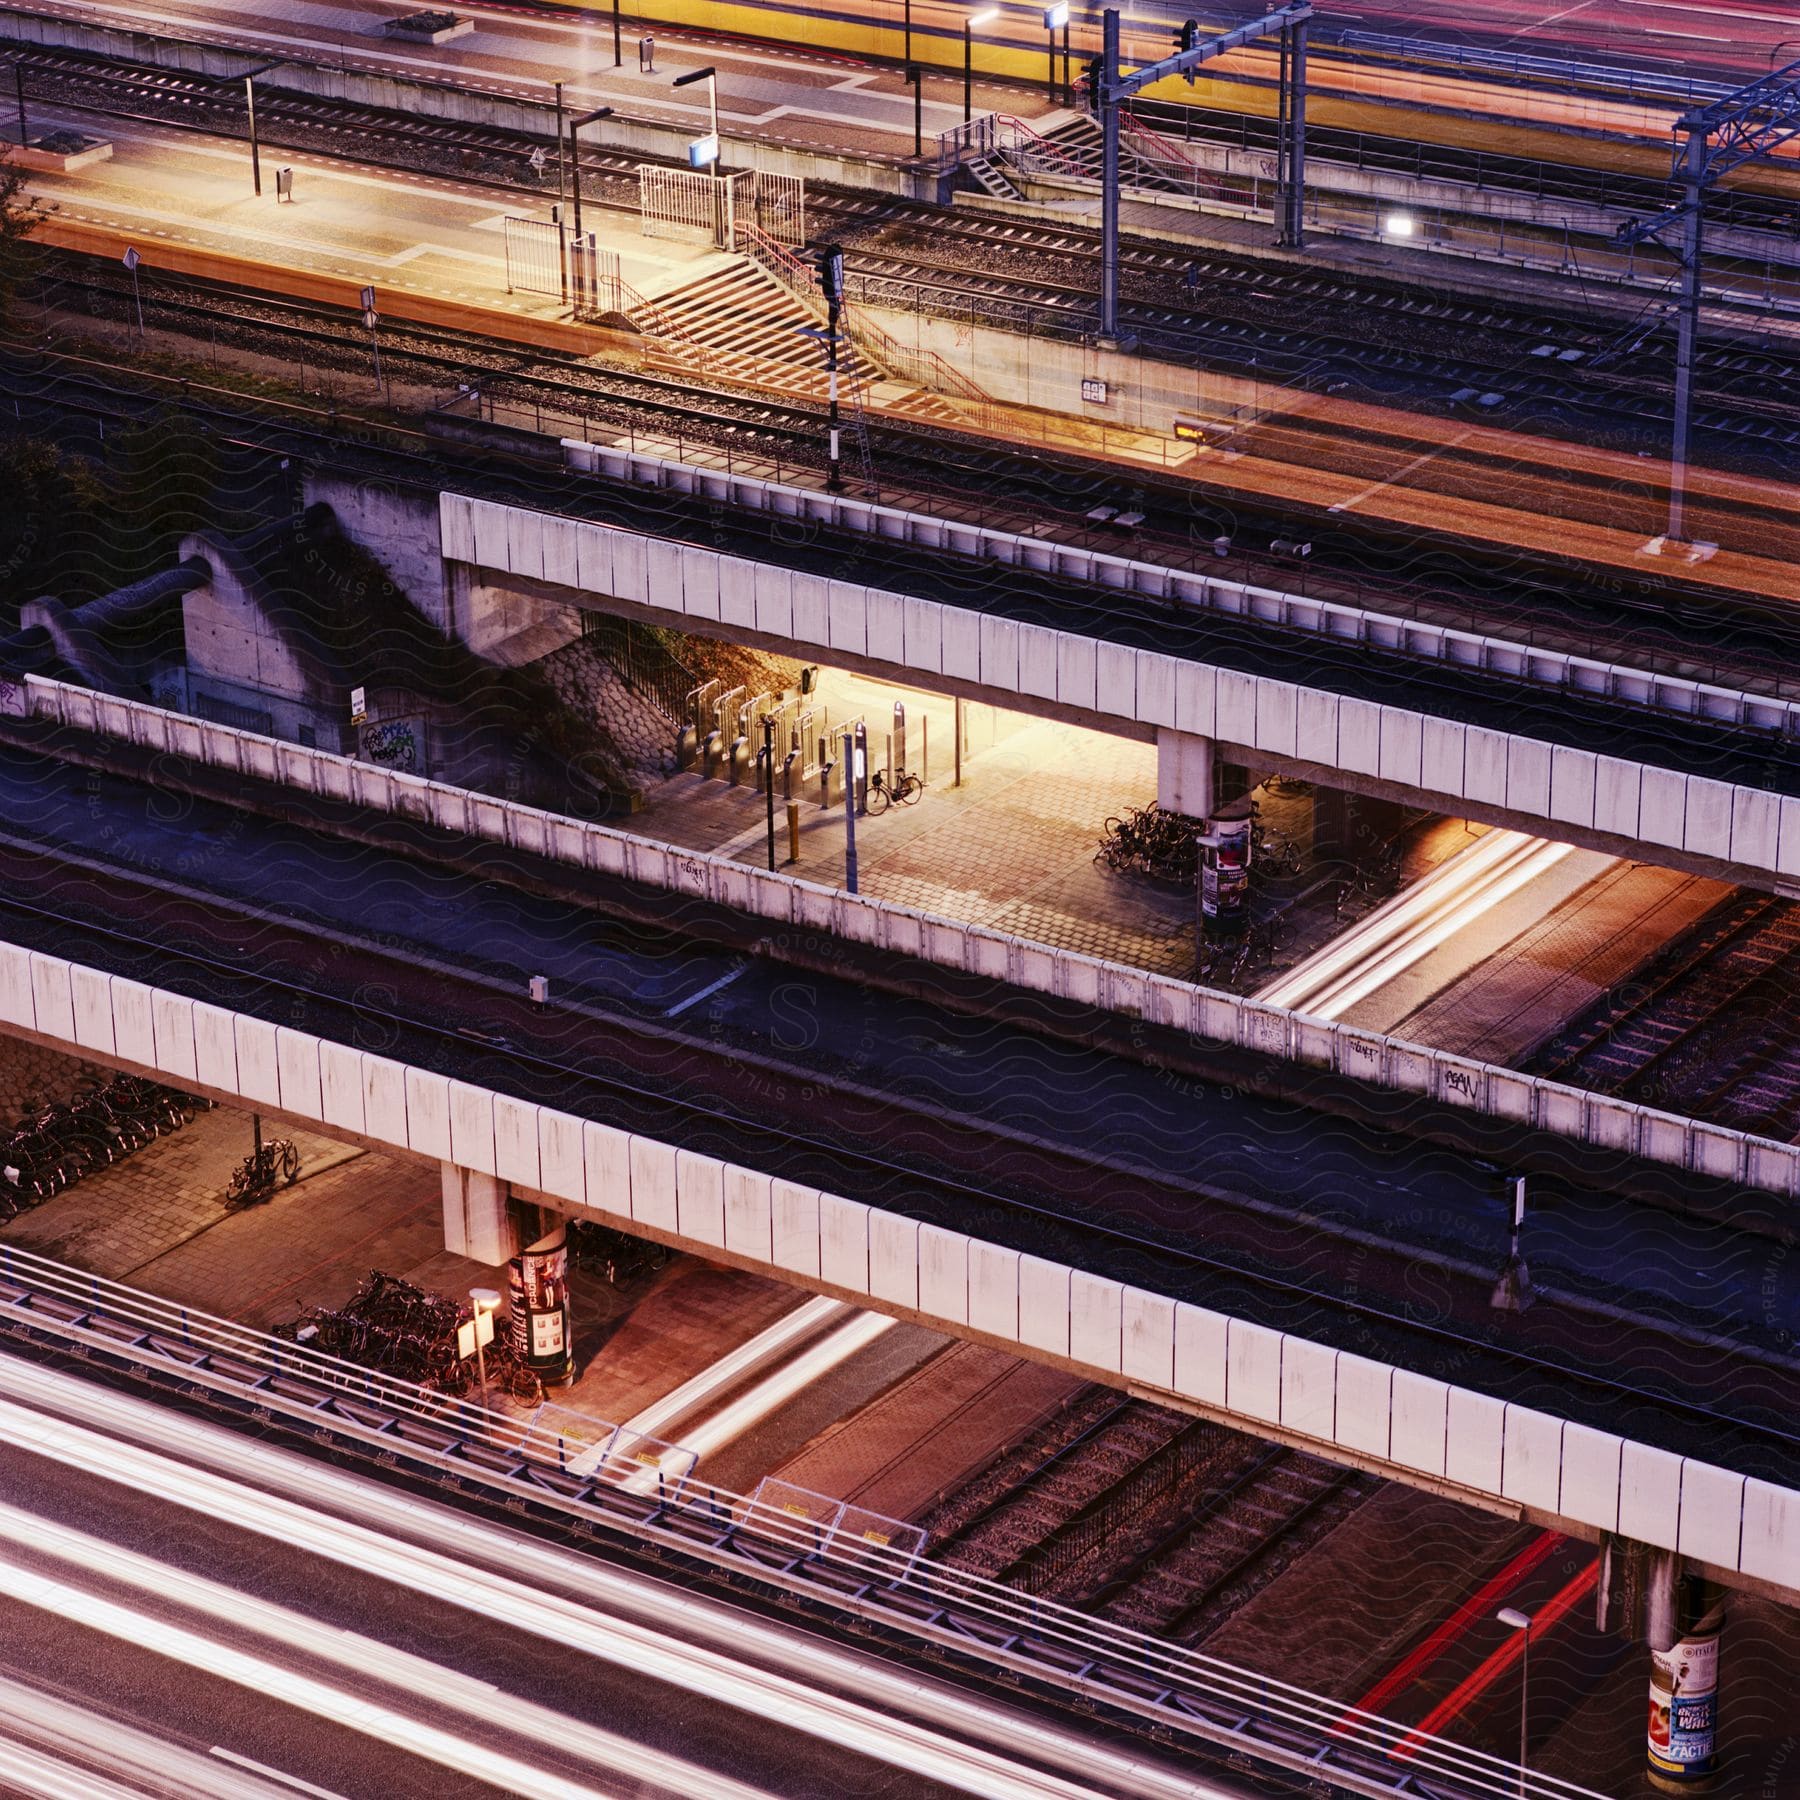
[729,735,749,784]
[701,728,722,779]
[819,758,836,808]
[787,801,801,864]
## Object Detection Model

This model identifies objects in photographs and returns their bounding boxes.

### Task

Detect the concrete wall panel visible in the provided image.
[1121,1288,1175,1389]
[796,570,834,646]
[1390,1369,1449,1477]
[28,956,74,1046]
[867,588,906,667]
[724,1166,773,1262]
[611,533,649,606]
[1639,765,1688,849]
[1137,653,1177,729]
[1549,747,1598,828]
[1069,1271,1123,1373]
[752,563,794,638]
[1445,1388,1506,1495]
[868,1209,920,1309]
[1227,1319,1283,1424]
[771,1179,822,1277]
[941,608,980,683]
[1501,1406,1564,1514]
[1295,685,1338,766]
[1729,787,1779,871]
[1559,1422,1622,1534]
[233,1013,281,1109]
[1741,1480,1800,1593]
[979,615,1019,692]
[827,580,868,657]
[1175,660,1216,738]
[0,945,31,1030]
[1464,726,1509,808]
[1779,795,1800,879]
[1678,1460,1745,1570]
[681,548,721,622]
[968,1239,1019,1340]
[579,1120,630,1219]
[1337,697,1382,777]
[1018,1255,1071,1357]
[1257,679,1299,762]
[150,990,198,1084]
[674,1149,726,1248]
[1335,1353,1392,1460]
[446,1079,495,1174]
[1280,1335,1337,1442]
[362,1055,408,1150]
[1594,756,1643,839]
[319,1040,366,1138]
[1506,737,1552,819]
[1420,717,1466,799]
[1056,633,1098,713]
[536,1107,587,1206]
[403,1068,451,1162]
[274,1027,323,1121]
[65,966,113,1055]
[820,1193,871,1294]
[493,1093,541,1190]
[919,1223,969,1325]
[1619,1440,1684,1551]
[1096,642,1137,719]
[1018,622,1059,700]
[1173,1302,1229,1406]
[1215,669,1258,748]
[629,1135,679,1233]
[902,595,942,673]
[1683,775,1733,862]
[191,1002,236,1093]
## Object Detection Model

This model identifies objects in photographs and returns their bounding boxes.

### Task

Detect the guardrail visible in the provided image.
[557,441,1800,740]
[5,663,1797,1206]
[0,1239,1607,1800]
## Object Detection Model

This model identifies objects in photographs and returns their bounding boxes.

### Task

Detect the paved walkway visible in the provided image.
[635,670,1199,974]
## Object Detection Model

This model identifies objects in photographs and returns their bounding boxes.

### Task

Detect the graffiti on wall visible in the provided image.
[360,716,423,772]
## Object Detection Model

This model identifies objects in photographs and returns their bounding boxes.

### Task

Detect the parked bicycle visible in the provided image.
[865,767,924,814]
[224,1137,301,1209]
[1,1075,205,1219]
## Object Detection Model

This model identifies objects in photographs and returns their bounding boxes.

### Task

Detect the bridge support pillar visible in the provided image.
[440,1162,521,1265]
[1156,727,1213,819]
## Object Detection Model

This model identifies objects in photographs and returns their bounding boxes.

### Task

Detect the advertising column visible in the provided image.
[1648,1627,1721,1788]
[1198,798,1254,938]
[509,1220,575,1388]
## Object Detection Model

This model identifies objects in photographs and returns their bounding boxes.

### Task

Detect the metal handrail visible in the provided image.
[0,1241,1608,1800]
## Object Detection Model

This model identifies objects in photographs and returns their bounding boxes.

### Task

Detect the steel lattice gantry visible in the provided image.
[1615,59,1800,544]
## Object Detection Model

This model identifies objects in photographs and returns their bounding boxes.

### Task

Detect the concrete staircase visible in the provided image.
[629,258,967,426]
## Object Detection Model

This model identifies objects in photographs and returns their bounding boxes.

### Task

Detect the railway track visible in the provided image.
[1527,892,1800,1138]
[18,40,1800,464]
[5,837,1793,1494]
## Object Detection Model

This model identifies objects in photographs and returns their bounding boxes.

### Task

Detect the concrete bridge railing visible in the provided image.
[6,667,1799,1206]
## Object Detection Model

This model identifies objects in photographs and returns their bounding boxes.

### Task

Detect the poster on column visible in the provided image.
[1647,1631,1719,1783]
[509,1223,575,1387]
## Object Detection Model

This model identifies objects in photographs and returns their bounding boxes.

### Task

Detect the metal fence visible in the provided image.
[503,214,565,299]
[752,170,806,247]
[0,1240,1609,1800]
[639,165,744,247]
[569,234,622,318]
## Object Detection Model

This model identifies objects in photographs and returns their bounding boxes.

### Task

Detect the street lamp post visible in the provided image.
[568,106,613,237]
[468,1285,502,1397]
[965,9,999,125]
[906,64,923,158]
[1497,1607,1533,1800]
[1044,3,1070,103]
[245,73,262,196]
[11,62,27,149]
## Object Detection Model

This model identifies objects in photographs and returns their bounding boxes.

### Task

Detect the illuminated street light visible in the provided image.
[1044,2,1070,102]
[673,65,721,175]
[1382,209,1416,239]
[1497,1607,1533,1800]
[466,1286,503,1398]
[567,106,612,237]
[965,8,1000,125]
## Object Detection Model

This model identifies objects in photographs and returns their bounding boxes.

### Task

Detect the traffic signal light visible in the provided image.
[1084,55,1104,109]
[817,244,845,303]
[1175,19,1198,82]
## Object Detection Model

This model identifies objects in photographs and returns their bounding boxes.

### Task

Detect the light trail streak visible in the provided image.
[0,1357,1225,1800]
[0,1500,774,1800]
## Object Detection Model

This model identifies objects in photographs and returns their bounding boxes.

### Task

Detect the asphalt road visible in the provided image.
[0,1345,1280,1800]
[0,744,1795,1491]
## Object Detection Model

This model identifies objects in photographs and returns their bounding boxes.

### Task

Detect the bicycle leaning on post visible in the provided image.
[865,767,925,814]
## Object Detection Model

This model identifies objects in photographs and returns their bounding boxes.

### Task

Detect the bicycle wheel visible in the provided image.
[898,774,924,805]
[280,1141,301,1185]
[865,781,890,816]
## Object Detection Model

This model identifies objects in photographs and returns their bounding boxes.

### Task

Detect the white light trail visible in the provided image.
[0,1500,772,1800]
[0,1360,1220,1800]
